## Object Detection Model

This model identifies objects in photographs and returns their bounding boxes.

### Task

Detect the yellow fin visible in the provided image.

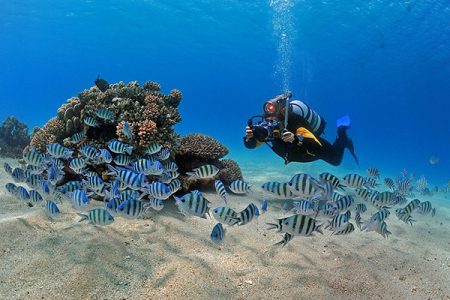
[296,127,322,146]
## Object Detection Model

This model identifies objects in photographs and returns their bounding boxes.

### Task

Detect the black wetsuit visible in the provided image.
[244,112,356,166]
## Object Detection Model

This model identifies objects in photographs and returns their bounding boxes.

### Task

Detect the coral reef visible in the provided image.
[29,80,182,155]
[0,116,31,158]
[174,133,241,190]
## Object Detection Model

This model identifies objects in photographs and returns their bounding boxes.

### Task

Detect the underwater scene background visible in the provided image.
[0,1,449,299]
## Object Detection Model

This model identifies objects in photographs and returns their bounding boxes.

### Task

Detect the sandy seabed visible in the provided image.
[0,157,449,300]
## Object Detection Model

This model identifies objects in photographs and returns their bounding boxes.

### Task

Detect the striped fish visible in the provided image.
[214,180,228,203]
[106,198,123,212]
[288,173,320,199]
[274,232,294,247]
[212,206,239,226]
[363,208,390,231]
[113,154,132,166]
[267,182,293,199]
[403,199,421,214]
[108,140,133,155]
[69,158,86,173]
[84,116,100,127]
[268,214,322,236]
[355,212,363,229]
[23,150,45,167]
[145,142,163,155]
[26,174,44,189]
[291,200,315,215]
[98,148,113,163]
[164,161,178,171]
[211,223,225,242]
[26,164,46,175]
[17,186,30,201]
[332,191,343,202]
[11,168,26,182]
[69,131,86,144]
[333,223,355,235]
[355,203,367,214]
[319,172,345,189]
[367,167,380,178]
[395,209,415,226]
[375,221,391,238]
[174,192,211,219]
[168,179,181,194]
[355,188,371,201]
[5,183,18,195]
[313,181,334,201]
[342,174,366,188]
[375,191,397,207]
[147,198,164,211]
[235,203,258,226]
[107,166,145,190]
[85,176,105,192]
[384,178,395,190]
[29,190,43,204]
[79,145,101,160]
[364,177,379,188]
[186,164,219,179]
[96,108,115,122]
[229,180,251,194]
[58,181,83,193]
[4,162,13,175]
[118,199,144,219]
[146,182,171,200]
[132,159,153,174]
[69,189,90,210]
[157,148,170,160]
[416,201,434,216]
[47,143,73,159]
[333,195,354,212]
[325,211,350,232]
[45,200,60,217]
[79,208,114,226]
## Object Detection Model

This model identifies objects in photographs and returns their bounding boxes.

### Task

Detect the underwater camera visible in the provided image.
[247,117,283,142]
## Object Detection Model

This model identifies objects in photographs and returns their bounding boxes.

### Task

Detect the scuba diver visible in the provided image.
[244,92,358,166]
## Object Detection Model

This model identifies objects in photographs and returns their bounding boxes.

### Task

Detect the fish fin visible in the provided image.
[77,213,88,222]
[126,146,133,155]
[432,208,436,217]
[315,224,323,235]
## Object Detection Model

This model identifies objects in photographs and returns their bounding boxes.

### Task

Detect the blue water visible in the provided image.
[0,0,449,184]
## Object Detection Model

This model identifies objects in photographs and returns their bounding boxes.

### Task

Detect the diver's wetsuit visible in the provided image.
[244,110,357,166]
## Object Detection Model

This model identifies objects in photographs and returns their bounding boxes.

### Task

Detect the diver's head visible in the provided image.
[263,92,292,119]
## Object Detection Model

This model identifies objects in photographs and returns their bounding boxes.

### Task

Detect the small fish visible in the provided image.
[84,116,100,127]
[186,164,219,179]
[146,182,172,200]
[333,195,354,212]
[211,223,225,242]
[355,203,367,214]
[164,161,178,171]
[106,198,123,212]
[274,232,294,247]
[262,182,293,199]
[148,198,164,211]
[107,166,146,190]
[429,155,439,165]
[47,143,73,159]
[45,200,60,218]
[98,148,113,163]
[367,168,380,178]
[118,199,144,218]
[69,158,86,173]
[342,174,366,188]
[384,178,395,190]
[229,180,251,194]
[122,121,133,140]
[235,203,258,226]
[325,211,350,232]
[95,75,110,92]
[355,212,363,229]
[69,131,86,144]
[108,140,133,155]
[17,186,30,201]
[69,189,90,210]
[79,145,100,160]
[84,176,105,192]
[145,142,163,155]
[5,182,18,195]
[288,173,320,198]
[58,181,83,193]
[214,180,228,203]
[319,172,345,189]
[79,208,114,226]
[364,177,379,188]
[29,190,44,204]
[395,209,415,225]
[175,192,211,219]
[11,168,26,182]
[333,223,355,235]
[291,200,315,215]
[211,206,239,226]
[157,148,170,160]
[168,179,181,194]
[96,108,115,122]
[114,154,132,166]
[4,162,13,175]
[23,150,45,167]
[268,214,322,237]
[261,199,268,213]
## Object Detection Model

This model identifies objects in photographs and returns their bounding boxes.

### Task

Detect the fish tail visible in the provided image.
[77,213,88,222]
[266,223,279,231]
[315,224,323,235]
[126,146,133,155]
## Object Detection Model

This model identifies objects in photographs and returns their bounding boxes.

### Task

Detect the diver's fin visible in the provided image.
[346,137,359,165]
[296,127,322,146]
[336,115,351,128]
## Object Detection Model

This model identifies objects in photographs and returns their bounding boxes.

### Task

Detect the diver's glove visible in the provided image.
[281,130,295,143]
[245,126,253,141]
